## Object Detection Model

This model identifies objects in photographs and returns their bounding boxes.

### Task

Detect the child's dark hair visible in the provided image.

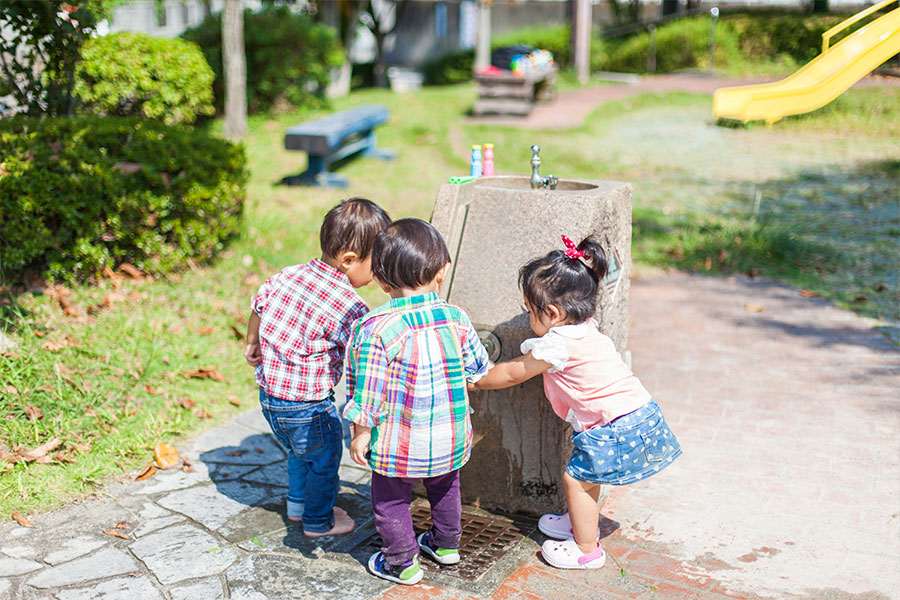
[320,198,391,260]
[372,218,451,289]
[519,236,609,323]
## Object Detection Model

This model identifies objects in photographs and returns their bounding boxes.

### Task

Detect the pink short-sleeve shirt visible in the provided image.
[521,321,651,431]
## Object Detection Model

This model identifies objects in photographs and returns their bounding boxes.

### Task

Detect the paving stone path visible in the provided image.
[2,270,896,600]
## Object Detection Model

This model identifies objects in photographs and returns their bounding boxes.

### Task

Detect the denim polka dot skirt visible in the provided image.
[566,400,681,486]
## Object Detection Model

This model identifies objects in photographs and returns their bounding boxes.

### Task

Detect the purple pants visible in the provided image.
[370,469,462,567]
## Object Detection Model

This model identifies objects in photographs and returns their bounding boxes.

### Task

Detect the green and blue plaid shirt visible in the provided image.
[342,292,489,478]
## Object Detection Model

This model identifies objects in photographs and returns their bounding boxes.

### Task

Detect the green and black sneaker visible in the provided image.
[367,551,424,585]
[417,531,461,565]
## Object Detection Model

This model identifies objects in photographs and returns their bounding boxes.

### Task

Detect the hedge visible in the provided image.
[0,117,247,285]
[75,32,215,125]
[182,6,343,114]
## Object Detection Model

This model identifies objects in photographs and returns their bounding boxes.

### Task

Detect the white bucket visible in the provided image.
[387,67,424,93]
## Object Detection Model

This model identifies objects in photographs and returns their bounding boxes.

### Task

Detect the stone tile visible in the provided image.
[1,545,38,559]
[54,576,162,600]
[240,462,288,487]
[0,578,10,598]
[138,503,170,520]
[132,515,186,538]
[169,577,224,600]
[43,536,107,565]
[208,463,258,483]
[158,482,268,531]
[134,464,210,496]
[191,430,283,465]
[26,548,137,589]
[129,524,238,586]
[0,558,42,577]
[225,554,389,600]
[233,408,269,433]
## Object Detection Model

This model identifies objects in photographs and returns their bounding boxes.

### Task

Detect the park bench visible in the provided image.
[472,66,558,117]
[281,104,394,188]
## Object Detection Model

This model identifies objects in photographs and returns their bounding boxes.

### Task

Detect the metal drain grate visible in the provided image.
[353,504,533,580]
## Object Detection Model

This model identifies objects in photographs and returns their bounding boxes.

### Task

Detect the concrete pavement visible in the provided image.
[1,271,897,599]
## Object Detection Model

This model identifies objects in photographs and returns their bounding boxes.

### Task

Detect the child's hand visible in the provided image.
[349,429,371,466]
[244,342,262,367]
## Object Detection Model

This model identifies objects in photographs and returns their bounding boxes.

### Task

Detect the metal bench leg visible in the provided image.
[362,131,396,161]
[281,154,348,188]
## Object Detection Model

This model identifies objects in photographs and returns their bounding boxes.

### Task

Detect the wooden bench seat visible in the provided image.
[473,67,558,117]
[282,104,394,188]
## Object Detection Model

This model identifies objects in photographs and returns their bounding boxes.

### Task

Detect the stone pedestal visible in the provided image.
[431,176,633,516]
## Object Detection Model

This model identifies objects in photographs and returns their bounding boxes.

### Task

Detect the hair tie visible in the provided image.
[561,234,585,260]
[561,234,593,268]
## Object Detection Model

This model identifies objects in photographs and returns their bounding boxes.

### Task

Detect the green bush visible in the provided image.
[75,32,215,125]
[422,50,474,86]
[0,117,247,284]
[182,6,343,114]
[597,11,853,75]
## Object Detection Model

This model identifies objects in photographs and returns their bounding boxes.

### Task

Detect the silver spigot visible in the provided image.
[530,145,558,190]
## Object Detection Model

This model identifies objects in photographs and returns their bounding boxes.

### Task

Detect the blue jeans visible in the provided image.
[258,388,343,533]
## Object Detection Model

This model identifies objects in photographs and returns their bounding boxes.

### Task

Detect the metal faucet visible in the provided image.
[530,145,558,190]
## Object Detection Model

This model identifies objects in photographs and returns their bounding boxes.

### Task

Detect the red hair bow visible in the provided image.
[561,235,584,260]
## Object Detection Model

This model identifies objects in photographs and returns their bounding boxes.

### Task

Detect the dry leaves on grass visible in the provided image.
[21,438,61,462]
[45,286,79,317]
[42,336,80,352]
[182,366,226,382]
[11,510,33,527]
[135,462,157,481]
[153,443,180,469]
[23,405,43,421]
[118,263,144,279]
[227,396,241,407]
[799,289,821,298]
[196,326,214,336]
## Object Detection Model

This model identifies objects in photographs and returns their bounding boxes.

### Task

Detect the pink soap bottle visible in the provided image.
[483,143,494,176]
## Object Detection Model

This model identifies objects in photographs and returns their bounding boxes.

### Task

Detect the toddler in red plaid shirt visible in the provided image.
[244,197,391,536]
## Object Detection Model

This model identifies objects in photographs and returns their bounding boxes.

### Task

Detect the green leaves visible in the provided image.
[0,117,247,286]
[74,33,215,125]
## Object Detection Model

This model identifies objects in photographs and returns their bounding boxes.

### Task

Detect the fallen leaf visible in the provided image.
[23,406,43,421]
[135,462,157,481]
[4,385,18,395]
[1,351,21,359]
[196,326,214,335]
[103,292,125,307]
[799,289,821,298]
[254,448,264,454]
[11,510,33,528]
[852,295,867,303]
[744,303,764,313]
[119,263,143,279]
[22,438,61,462]
[114,162,142,175]
[226,449,247,456]
[228,396,241,407]
[103,529,129,539]
[144,384,163,396]
[242,273,261,287]
[113,520,131,529]
[178,397,197,409]
[42,339,68,352]
[153,442,180,469]
[704,256,712,271]
[115,460,127,473]
[746,268,759,278]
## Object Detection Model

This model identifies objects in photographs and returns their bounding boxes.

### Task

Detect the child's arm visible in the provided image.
[470,352,552,390]
[244,311,262,367]
[341,325,387,467]
[349,424,371,466]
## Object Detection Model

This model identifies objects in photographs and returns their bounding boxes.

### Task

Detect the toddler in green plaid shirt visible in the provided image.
[343,218,489,585]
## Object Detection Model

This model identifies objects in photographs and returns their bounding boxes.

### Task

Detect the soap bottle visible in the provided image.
[482,143,494,176]
[470,145,483,177]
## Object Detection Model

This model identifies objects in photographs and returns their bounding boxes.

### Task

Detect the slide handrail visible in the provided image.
[822,0,898,52]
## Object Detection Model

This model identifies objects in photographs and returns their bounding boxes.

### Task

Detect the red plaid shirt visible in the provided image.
[251,258,368,401]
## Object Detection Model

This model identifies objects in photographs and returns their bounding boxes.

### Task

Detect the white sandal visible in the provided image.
[540,539,606,570]
[538,512,600,540]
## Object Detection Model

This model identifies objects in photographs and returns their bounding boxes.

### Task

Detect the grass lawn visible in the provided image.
[2,81,898,517]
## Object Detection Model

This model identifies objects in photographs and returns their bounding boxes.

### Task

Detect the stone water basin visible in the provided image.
[431,175,633,515]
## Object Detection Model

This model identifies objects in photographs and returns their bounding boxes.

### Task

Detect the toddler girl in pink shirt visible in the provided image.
[472,235,681,570]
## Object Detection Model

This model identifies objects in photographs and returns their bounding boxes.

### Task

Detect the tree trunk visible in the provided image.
[222,0,247,140]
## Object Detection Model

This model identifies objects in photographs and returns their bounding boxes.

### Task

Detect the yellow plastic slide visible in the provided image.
[714,0,900,124]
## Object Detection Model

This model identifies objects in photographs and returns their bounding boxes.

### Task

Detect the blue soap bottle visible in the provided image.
[470,145,482,177]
